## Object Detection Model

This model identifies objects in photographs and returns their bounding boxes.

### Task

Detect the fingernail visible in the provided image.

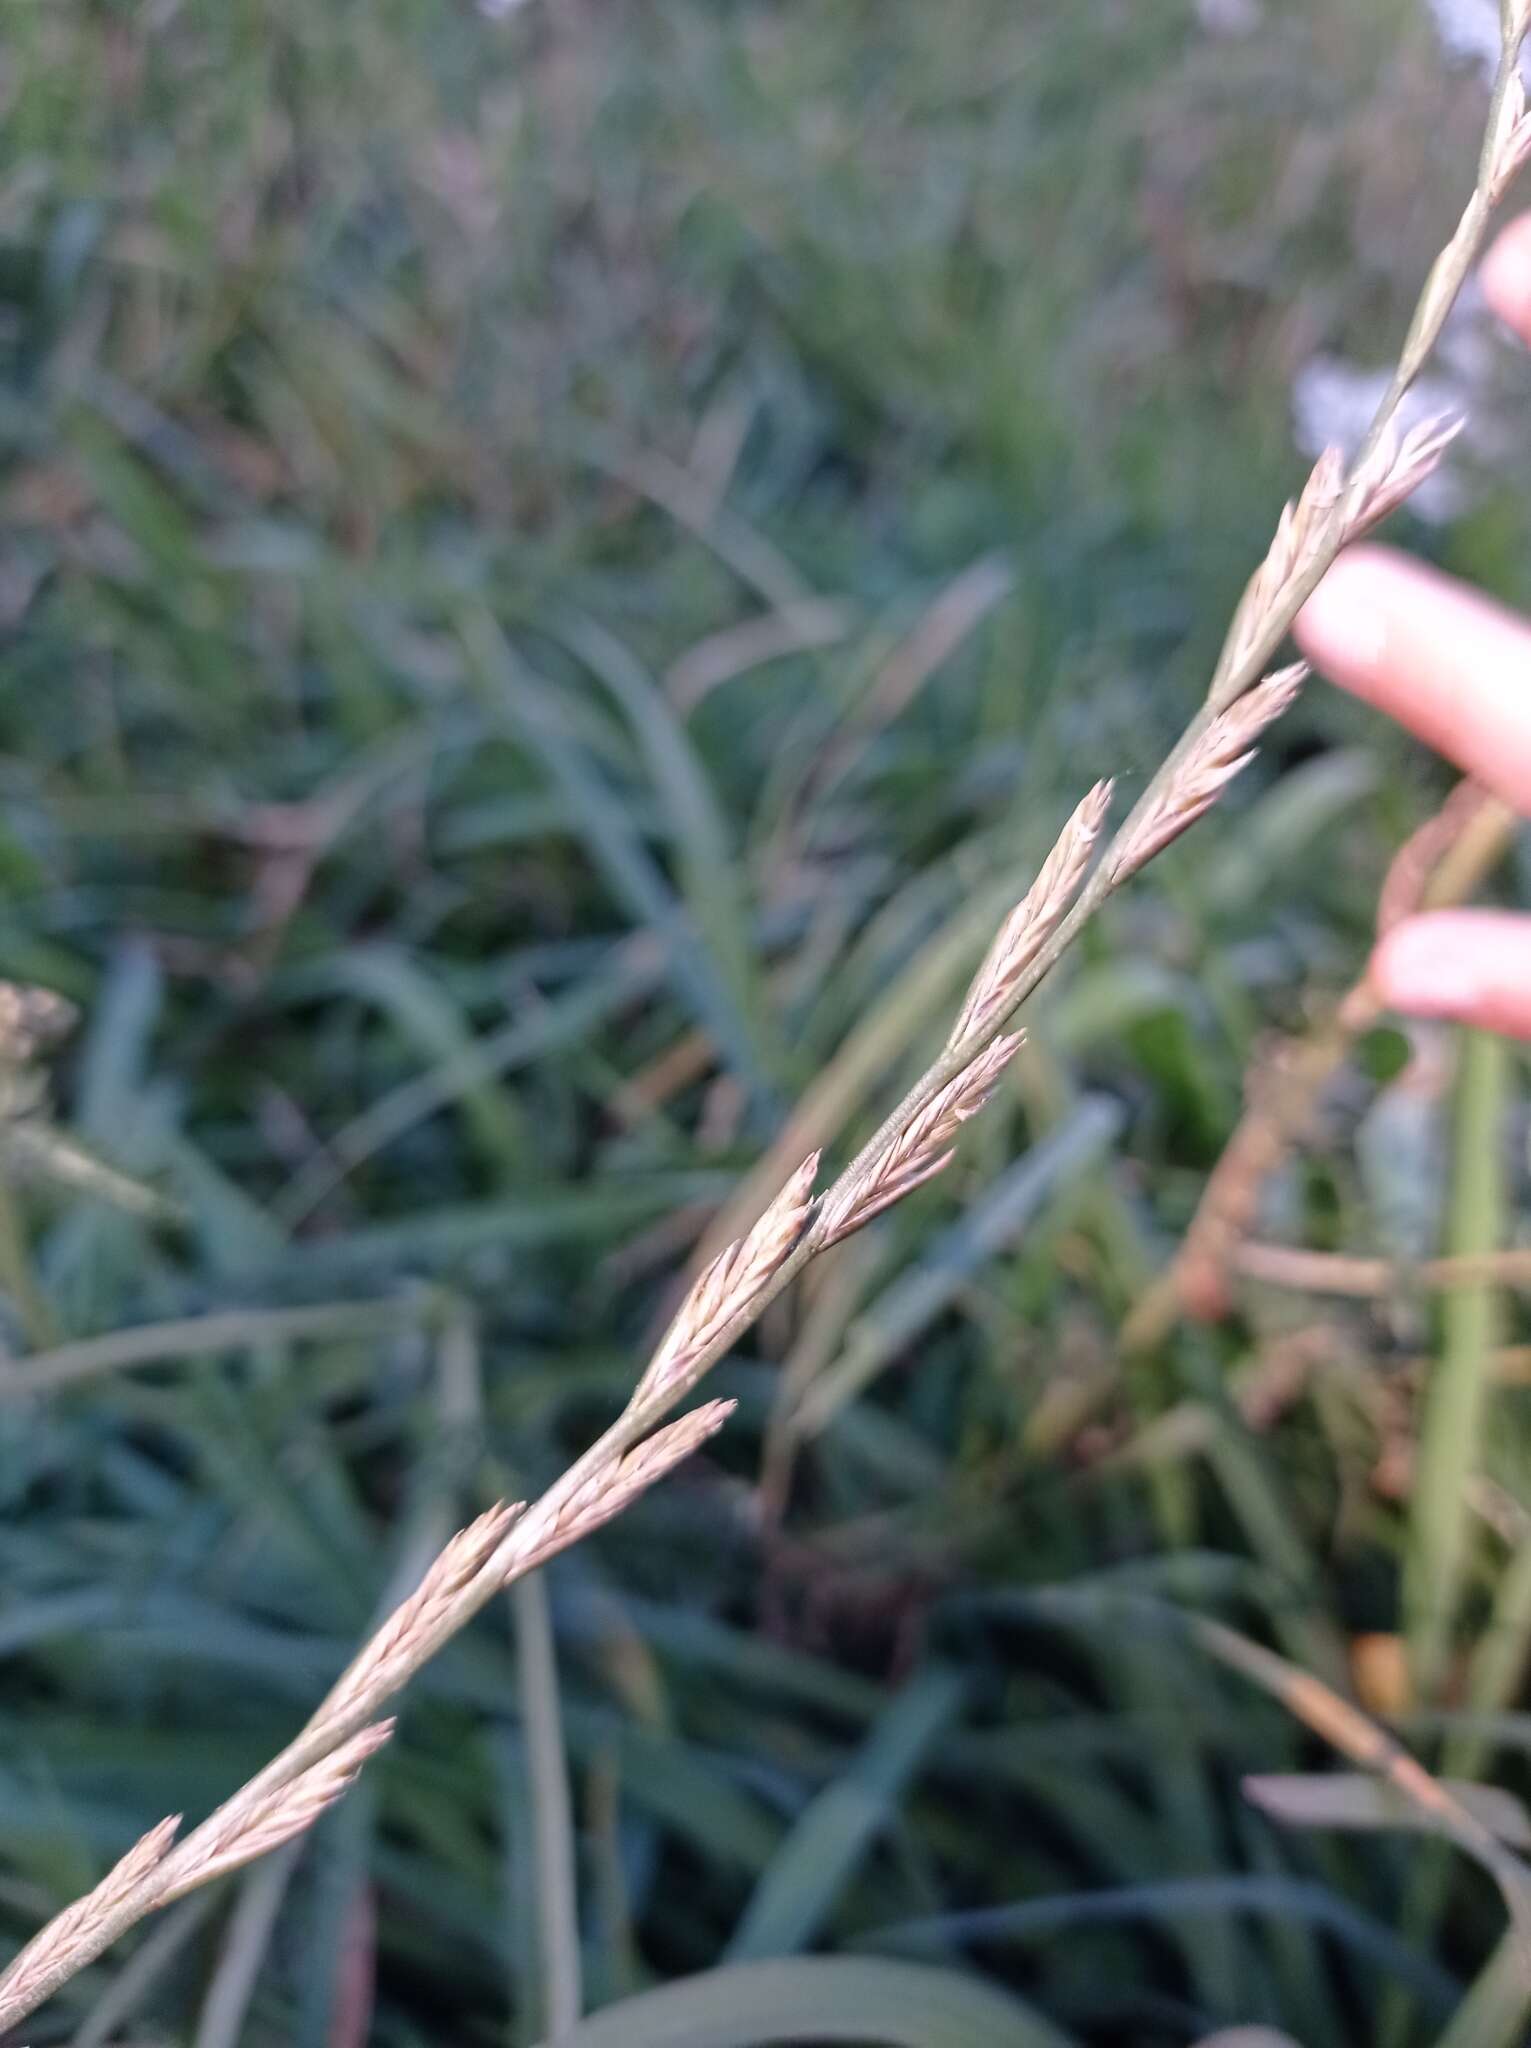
[1372,923,1485,1019]
[1296,560,1389,681]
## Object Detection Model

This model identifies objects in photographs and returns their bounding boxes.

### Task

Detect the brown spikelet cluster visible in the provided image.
[0,980,77,1065]
[636,1154,821,1403]
[947,782,1114,1051]
[159,1725,394,1904]
[1109,664,1308,884]
[1489,69,1531,200]
[1344,412,1466,538]
[816,1033,1024,1248]
[0,1817,181,2019]
[517,1400,738,1571]
[322,1501,525,1724]
[1216,449,1343,694]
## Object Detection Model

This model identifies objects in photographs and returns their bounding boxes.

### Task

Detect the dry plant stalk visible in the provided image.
[1197,1617,1531,1948]
[1120,778,1515,1347]
[5,11,1530,2033]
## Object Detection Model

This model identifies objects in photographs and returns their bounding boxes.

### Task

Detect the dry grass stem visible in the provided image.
[947,782,1114,1051]
[1108,664,1307,884]
[1121,778,1514,1346]
[1235,1242,1531,1298]
[636,1156,821,1403]
[815,1032,1024,1248]
[1198,1618,1531,1945]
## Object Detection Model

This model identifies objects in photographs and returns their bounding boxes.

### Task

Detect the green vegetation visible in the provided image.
[3,2,1531,2042]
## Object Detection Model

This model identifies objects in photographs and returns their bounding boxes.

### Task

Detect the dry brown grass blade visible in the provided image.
[1121,780,1516,1349]
[1196,1617,1531,1962]
[1232,1243,1531,1299]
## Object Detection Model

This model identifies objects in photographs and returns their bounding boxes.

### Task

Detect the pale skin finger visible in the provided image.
[1295,547,1531,813]
[1372,910,1531,1038]
[1481,209,1531,344]
[1295,552,1531,1035]
[1295,208,1531,1040]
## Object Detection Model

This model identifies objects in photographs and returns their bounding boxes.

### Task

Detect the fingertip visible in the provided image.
[1294,546,1403,696]
[1371,915,1489,1018]
[1482,213,1531,345]
[1372,911,1531,1040]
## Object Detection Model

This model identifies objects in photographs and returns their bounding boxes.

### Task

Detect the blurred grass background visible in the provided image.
[3,1,1531,2042]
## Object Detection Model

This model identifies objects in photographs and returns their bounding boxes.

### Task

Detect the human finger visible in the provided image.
[1371,909,1531,1039]
[1295,546,1531,813]
[1481,210,1531,346]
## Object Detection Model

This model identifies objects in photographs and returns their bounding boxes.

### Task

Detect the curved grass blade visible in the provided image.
[511,1575,582,2041]
[537,1955,1076,2048]
[859,1873,1458,2016]
[1408,1029,1508,1700]
[551,612,782,1088]
[460,610,771,1103]
[726,1668,963,1962]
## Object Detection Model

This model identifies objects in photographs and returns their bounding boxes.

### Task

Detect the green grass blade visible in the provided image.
[310,946,527,1179]
[460,610,769,1098]
[1430,1930,1531,2048]
[512,1575,583,2041]
[4,1297,427,1400]
[552,612,781,1084]
[726,1669,963,1962]
[538,1956,1077,2048]
[859,1874,1459,2015]
[1408,1029,1508,1699]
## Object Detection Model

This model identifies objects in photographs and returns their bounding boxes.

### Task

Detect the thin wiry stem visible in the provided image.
[2,14,1526,2035]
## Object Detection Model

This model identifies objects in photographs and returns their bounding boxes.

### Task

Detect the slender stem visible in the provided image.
[0,1161,56,1351]
[2,1297,434,1400]
[512,1575,584,2040]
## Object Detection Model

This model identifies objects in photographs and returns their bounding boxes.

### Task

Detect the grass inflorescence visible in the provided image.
[2,4,1531,2045]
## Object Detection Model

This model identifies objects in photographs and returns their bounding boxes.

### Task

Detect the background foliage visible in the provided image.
[3,1,1531,2042]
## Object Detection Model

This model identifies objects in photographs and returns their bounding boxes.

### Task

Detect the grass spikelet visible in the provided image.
[636,1155,821,1403]
[1109,665,1308,883]
[817,1033,1025,1248]
[947,783,1113,1051]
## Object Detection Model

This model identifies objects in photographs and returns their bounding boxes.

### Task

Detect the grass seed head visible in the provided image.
[1111,664,1308,883]
[948,782,1113,1050]
[636,1151,821,1403]
[818,1032,1025,1248]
